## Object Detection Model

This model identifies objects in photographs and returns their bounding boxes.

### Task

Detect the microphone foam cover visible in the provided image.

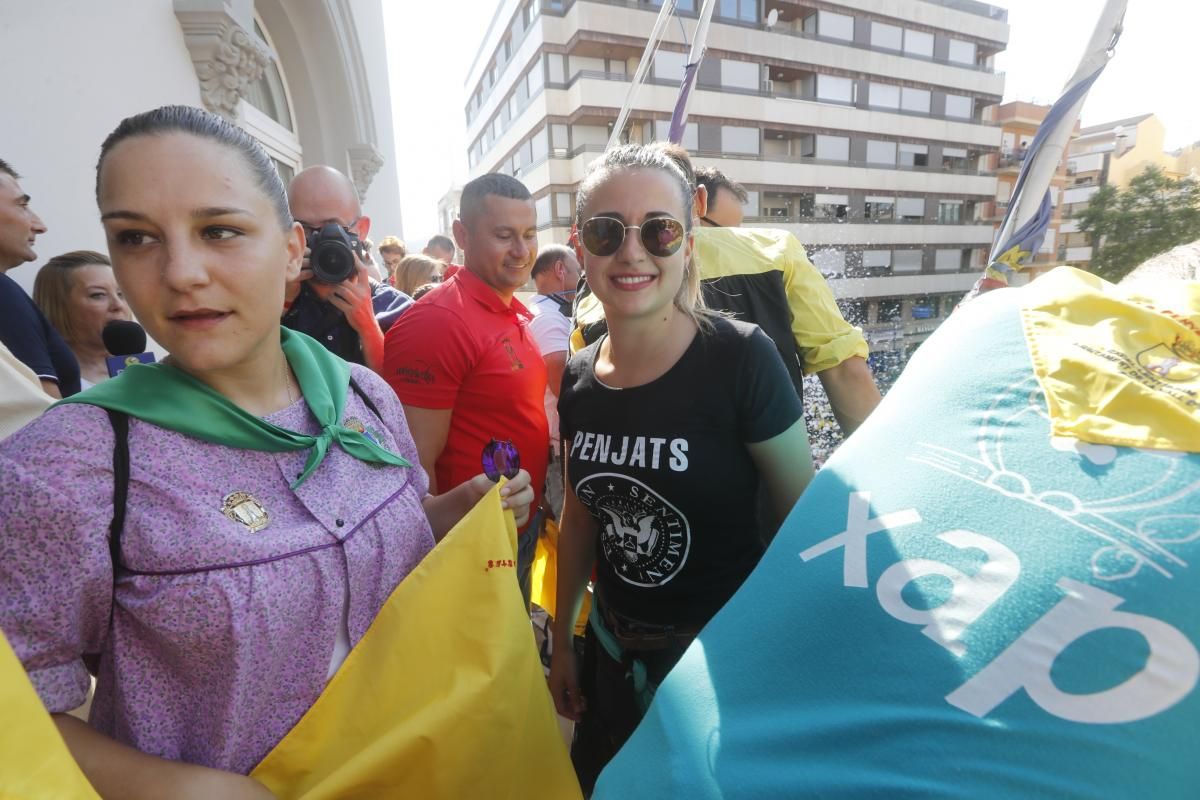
[102,319,148,356]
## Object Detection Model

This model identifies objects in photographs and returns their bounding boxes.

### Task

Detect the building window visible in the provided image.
[653,51,686,82]
[897,197,925,220]
[763,193,790,218]
[535,195,552,224]
[869,82,900,109]
[863,250,892,270]
[242,17,301,178]
[555,192,574,220]
[531,127,549,161]
[810,248,846,277]
[866,140,897,165]
[814,194,849,220]
[718,0,757,23]
[743,190,760,218]
[901,87,931,113]
[722,125,760,155]
[838,298,868,324]
[572,54,606,76]
[816,75,854,103]
[815,11,855,41]
[893,249,924,272]
[865,196,895,220]
[937,200,963,223]
[877,299,902,321]
[548,53,566,84]
[871,22,902,50]
[721,59,759,90]
[900,143,929,167]
[903,29,934,58]
[942,146,969,171]
[935,249,969,271]
[550,123,569,154]
[945,94,973,119]
[527,56,544,94]
[910,296,938,319]
[572,124,609,148]
[947,38,977,65]
[815,135,850,161]
[655,120,698,150]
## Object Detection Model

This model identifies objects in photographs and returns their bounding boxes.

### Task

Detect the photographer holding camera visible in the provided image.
[283,166,411,373]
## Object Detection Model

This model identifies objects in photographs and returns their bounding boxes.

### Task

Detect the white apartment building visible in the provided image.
[462,0,1007,357]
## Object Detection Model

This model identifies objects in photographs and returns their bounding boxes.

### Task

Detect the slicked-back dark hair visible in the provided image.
[695,166,748,211]
[0,158,19,180]
[459,173,532,224]
[96,105,292,229]
[531,243,575,279]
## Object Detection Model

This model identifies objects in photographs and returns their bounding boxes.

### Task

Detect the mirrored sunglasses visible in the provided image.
[580,216,685,258]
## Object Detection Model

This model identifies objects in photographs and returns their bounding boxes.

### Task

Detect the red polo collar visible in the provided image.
[454,265,533,322]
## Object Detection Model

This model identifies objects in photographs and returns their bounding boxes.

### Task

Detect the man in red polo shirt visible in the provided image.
[383,173,548,604]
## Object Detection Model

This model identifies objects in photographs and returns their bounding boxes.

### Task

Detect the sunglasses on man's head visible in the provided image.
[579,216,686,258]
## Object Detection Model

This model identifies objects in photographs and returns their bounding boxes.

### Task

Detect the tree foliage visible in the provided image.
[1074,166,1200,282]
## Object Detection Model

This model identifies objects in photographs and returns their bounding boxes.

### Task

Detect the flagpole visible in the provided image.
[991,0,1127,262]
[668,0,718,143]
[606,0,678,151]
[968,0,1127,299]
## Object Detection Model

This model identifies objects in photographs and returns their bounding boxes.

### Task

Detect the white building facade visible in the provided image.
[462,0,1008,356]
[2,0,401,292]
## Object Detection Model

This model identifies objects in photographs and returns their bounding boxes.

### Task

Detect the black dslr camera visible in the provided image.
[306,223,364,284]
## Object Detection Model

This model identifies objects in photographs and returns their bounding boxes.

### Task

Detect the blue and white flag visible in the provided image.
[973,0,1127,296]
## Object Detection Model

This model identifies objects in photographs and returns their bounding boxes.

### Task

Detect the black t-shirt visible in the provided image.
[559,317,802,628]
[0,272,81,396]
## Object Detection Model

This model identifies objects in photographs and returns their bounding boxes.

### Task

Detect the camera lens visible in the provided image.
[309,223,357,284]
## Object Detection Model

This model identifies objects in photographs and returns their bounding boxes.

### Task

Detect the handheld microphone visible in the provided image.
[103,320,156,378]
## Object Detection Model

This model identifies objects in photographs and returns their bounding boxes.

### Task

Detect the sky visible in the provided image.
[383,0,1198,249]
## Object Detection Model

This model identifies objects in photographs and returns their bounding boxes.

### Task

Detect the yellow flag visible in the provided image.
[531,516,591,638]
[0,631,99,798]
[251,482,581,799]
[1021,267,1200,452]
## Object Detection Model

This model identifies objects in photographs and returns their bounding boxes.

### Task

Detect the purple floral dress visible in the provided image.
[0,365,433,774]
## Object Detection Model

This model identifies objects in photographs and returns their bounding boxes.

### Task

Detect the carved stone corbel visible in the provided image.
[348,144,385,202]
[175,3,271,121]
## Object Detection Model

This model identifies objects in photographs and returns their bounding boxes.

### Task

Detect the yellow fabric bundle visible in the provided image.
[0,631,99,798]
[1021,267,1200,452]
[252,482,581,799]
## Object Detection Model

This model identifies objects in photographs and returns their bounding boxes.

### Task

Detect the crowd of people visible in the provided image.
[0,101,1196,798]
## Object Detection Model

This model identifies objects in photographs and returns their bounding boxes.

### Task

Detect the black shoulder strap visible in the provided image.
[349,377,383,423]
[107,409,129,571]
[106,381,378,569]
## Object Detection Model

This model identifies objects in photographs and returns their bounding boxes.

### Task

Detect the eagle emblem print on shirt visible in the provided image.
[577,473,691,587]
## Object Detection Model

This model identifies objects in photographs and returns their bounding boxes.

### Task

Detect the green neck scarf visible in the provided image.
[55,328,410,488]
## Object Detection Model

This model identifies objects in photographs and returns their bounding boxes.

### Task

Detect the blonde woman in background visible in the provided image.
[33,250,131,388]
[392,254,443,297]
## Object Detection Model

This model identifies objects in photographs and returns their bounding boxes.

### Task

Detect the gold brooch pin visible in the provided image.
[222,491,270,533]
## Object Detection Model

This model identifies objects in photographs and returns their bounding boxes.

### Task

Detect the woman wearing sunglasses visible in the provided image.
[0,106,533,797]
[548,144,815,791]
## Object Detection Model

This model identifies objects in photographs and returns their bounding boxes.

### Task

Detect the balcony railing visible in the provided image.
[493,130,1000,183]
[919,0,1009,22]
[547,0,1005,75]
[546,69,998,127]
[745,215,983,226]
